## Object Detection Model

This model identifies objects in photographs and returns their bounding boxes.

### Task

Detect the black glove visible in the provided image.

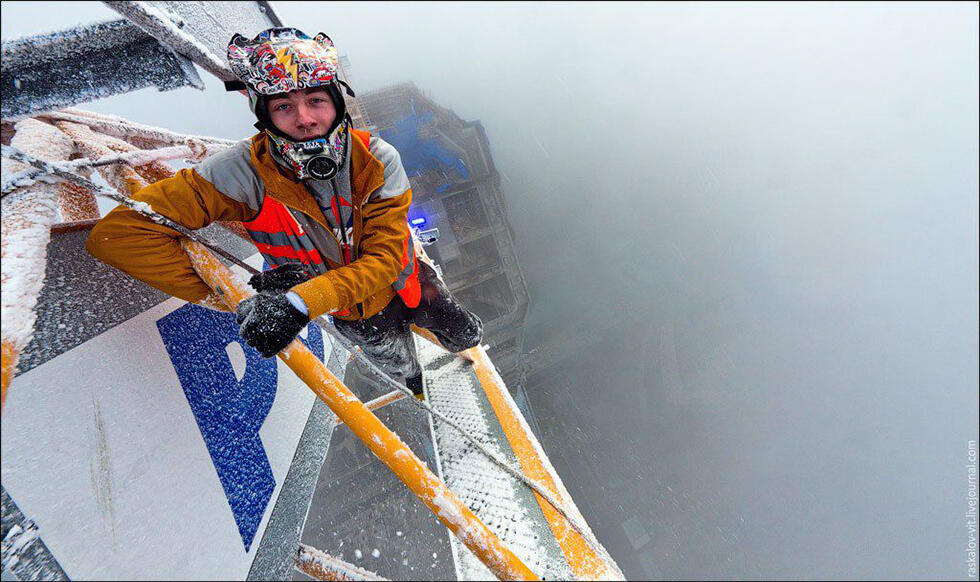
[236,293,309,358]
[248,263,313,294]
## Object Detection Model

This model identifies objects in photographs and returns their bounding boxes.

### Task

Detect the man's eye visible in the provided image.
[274,104,290,111]
[310,98,325,104]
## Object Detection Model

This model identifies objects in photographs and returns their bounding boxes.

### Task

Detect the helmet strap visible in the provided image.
[336,78,356,98]
[324,83,348,136]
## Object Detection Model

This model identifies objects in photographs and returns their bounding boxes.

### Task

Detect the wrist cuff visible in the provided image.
[293,276,340,320]
[285,291,309,317]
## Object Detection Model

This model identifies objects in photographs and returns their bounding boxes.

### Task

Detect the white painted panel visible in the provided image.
[1,286,331,580]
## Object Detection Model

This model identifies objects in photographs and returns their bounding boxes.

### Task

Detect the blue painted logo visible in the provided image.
[157,303,323,551]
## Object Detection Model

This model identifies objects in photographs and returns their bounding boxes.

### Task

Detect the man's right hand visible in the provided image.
[236,292,310,358]
[248,263,313,294]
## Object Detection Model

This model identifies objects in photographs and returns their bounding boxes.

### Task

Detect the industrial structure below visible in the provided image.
[356,83,532,388]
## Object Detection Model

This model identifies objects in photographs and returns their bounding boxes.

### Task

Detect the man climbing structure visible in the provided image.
[86,27,483,397]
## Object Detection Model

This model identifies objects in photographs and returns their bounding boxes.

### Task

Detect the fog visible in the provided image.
[3,2,978,579]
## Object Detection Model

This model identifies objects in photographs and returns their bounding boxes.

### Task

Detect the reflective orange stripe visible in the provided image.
[244,198,324,266]
[394,234,421,308]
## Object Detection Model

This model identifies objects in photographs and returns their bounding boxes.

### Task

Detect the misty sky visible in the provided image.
[3,2,978,579]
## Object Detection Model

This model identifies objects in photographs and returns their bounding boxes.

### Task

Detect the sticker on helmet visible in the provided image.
[228,28,337,96]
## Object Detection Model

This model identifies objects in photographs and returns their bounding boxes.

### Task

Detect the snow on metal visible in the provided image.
[2,141,216,196]
[1,119,74,406]
[1,19,203,120]
[1,140,252,276]
[36,107,238,148]
[470,347,626,580]
[104,1,234,82]
[1,486,68,580]
[419,338,575,581]
[183,239,538,581]
[0,488,67,580]
[104,1,282,82]
[295,543,388,581]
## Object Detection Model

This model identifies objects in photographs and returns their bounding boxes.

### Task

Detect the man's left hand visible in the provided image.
[248,263,312,294]
[236,293,310,358]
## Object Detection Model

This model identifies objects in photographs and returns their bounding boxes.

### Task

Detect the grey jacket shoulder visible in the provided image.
[194,140,265,212]
[368,136,411,201]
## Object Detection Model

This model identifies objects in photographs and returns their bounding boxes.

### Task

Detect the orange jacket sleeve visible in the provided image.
[85,168,256,304]
[292,188,413,319]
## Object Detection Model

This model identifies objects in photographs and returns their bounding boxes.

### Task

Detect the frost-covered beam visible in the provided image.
[1,19,203,120]
[294,544,388,581]
[104,1,236,82]
[2,143,251,275]
[466,345,626,580]
[1,140,218,197]
[57,171,100,222]
[51,119,249,243]
[57,121,153,201]
[57,120,186,186]
[34,108,237,152]
[103,0,283,83]
[1,119,74,410]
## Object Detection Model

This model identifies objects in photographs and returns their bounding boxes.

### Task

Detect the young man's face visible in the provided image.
[266,87,337,141]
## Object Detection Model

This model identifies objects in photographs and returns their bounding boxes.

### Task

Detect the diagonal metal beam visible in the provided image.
[1,19,203,120]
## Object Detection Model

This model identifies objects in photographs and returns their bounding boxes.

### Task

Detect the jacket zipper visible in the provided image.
[298,183,346,266]
[298,183,366,318]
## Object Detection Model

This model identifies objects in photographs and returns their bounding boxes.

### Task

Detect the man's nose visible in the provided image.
[295,104,317,127]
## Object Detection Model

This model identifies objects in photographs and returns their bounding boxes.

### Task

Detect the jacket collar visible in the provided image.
[348,128,385,206]
[249,129,385,226]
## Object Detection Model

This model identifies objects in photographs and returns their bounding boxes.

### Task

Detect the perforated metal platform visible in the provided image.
[417,338,574,581]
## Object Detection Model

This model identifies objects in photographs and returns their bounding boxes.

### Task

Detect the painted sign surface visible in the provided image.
[1,280,331,579]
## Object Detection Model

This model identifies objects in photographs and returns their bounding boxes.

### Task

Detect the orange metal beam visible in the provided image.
[365,389,407,412]
[410,323,473,363]
[57,179,100,222]
[1,119,75,415]
[466,346,624,580]
[181,239,538,581]
[1,340,16,411]
[294,543,387,581]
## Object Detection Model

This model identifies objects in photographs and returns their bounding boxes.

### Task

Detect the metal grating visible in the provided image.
[418,339,573,581]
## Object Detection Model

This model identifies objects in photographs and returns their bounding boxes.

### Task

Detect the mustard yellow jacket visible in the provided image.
[86,130,413,321]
